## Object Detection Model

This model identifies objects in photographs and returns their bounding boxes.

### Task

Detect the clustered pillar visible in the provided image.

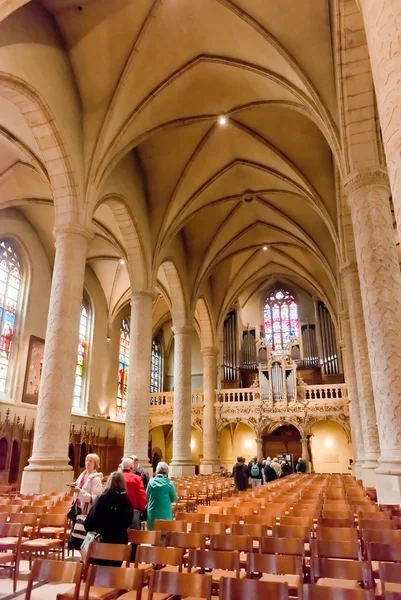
[345,170,401,502]
[123,291,154,470]
[21,226,92,494]
[200,347,219,474]
[170,326,195,476]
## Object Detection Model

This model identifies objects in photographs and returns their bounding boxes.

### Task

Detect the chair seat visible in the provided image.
[119,591,171,600]
[0,537,24,546]
[57,586,119,600]
[40,526,64,536]
[260,573,301,588]
[0,551,14,563]
[316,579,361,590]
[22,538,61,548]
[210,569,246,583]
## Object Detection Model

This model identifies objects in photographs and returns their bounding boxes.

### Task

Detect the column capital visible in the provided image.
[131,290,156,303]
[53,224,94,242]
[339,308,349,321]
[202,346,219,357]
[343,168,390,199]
[340,263,359,282]
[172,325,194,336]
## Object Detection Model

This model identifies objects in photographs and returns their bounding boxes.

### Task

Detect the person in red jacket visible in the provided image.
[121,457,147,529]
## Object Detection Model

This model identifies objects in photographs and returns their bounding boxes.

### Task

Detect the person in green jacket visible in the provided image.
[146,461,177,530]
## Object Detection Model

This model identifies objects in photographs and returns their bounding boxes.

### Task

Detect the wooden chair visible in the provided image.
[231,523,269,539]
[8,513,39,539]
[197,505,223,515]
[358,519,395,531]
[322,511,354,521]
[25,559,83,600]
[22,505,47,515]
[318,518,355,528]
[310,557,373,589]
[315,527,359,544]
[127,529,162,547]
[57,543,132,600]
[0,522,24,592]
[0,504,20,513]
[209,533,253,554]
[273,525,312,544]
[191,522,226,536]
[260,536,305,557]
[280,516,314,528]
[226,506,255,517]
[176,512,206,522]
[243,514,276,527]
[379,562,401,599]
[209,514,239,525]
[219,577,288,600]
[147,569,212,600]
[247,553,303,596]
[361,528,401,558]
[83,565,144,600]
[303,583,375,600]
[188,549,243,589]
[166,531,207,551]
[311,540,360,561]
[135,545,184,582]
[20,513,68,563]
[365,542,401,563]
[154,519,187,533]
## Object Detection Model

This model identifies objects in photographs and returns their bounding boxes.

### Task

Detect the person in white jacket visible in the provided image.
[271,457,282,478]
[69,453,103,553]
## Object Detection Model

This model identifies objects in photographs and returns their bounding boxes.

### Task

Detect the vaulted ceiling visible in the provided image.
[0,0,344,333]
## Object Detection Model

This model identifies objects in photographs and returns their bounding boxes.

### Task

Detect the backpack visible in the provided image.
[251,463,260,477]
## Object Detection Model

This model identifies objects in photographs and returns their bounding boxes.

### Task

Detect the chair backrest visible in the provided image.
[209,514,240,524]
[26,559,83,600]
[379,561,401,596]
[191,522,226,536]
[188,549,240,574]
[166,532,207,550]
[83,565,143,600]
[310,557,373,588]
[197,505,223,515]
[366,542,401,562]
[359,519,395,531]
[280,516,314,527]
[127,529,162,546]
[322,511,354,520]
[243,515,276,527]
[273,524,311,543]
[22,505,46,514]
[318,518,355,528]
[136,545,184,570]
[39,513,68,528]
[316,527,359,544]
[87,542,131,567]
[311,539,360,560]
[361,529,401,546]
[209,533,253,553]
[357,511,389,520]
[176,513,206,522]
[247,552,303,577]
[149,569,212,600]
[219,577,288,600]
[0,505,20,513]
[0,522,24,540]
[0,513,8,525]
[260,536,305,557]
[303,583,375,600]
[154,519,187,533]
[231,523,269,538]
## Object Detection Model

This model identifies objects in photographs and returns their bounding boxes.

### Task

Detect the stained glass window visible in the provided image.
[150,339,162,393]
[73,304,88,410]
[0,241,20,393]
[264,288,299,352]
[117,317,130,419]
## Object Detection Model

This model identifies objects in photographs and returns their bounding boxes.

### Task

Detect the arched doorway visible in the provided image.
[8,440,19,484]
[0,438,8,471]
[262,424,301,471]
[68,443,74,467]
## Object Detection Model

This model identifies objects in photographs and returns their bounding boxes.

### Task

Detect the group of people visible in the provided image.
[69,453,177,558]
[232,455,307,491]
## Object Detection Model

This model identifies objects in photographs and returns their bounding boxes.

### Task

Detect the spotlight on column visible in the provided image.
[218,115,227,126]
[119,259,125,265]
[263,246,268,251]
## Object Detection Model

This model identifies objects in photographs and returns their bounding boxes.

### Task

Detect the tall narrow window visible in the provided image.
[117,317,130,418]
[0,241,21,393]
[264,288,299,352]
[150,339,162,393]
[73,303,88,410]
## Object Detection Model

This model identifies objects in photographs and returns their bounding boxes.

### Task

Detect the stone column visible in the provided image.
[358,0,401,236]
[345,170,401,503]
[123,291,154,470]
[301,436,310,472]
[340,310,365,480]
[21,225,91,493]
[256,438,263,462]
[341,266,380,485]
[170,326,195,476]
[200,347,220,474]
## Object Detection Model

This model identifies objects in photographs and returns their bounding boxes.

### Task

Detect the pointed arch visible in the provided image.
[158,260,188,328]
[194,297,215,350]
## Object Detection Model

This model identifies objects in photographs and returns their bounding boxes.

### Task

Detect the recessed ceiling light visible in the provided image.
[263,246,268,251]
[119,259,125,265]
[218,115,227,126]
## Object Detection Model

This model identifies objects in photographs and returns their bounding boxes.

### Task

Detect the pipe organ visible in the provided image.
[258,347,297,403]
[223,310,239,381]
[301,324,319,367]
[241,328,257,370]
[316,302,339,375]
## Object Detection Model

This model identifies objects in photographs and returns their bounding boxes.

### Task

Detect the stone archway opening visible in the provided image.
[262,424,302,471]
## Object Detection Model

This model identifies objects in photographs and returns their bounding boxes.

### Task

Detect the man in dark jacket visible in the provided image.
[295,457,307,473]
[248,456,263,487]
[264,459,278,482]
[130,455,150,489]
[232,457,249,491]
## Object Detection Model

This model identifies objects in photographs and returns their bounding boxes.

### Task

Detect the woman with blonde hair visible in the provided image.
[68,453,103,553]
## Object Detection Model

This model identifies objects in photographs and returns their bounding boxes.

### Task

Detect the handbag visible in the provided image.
[67,499,78,520]
[70,514,87,543]
[81,531,102,554]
